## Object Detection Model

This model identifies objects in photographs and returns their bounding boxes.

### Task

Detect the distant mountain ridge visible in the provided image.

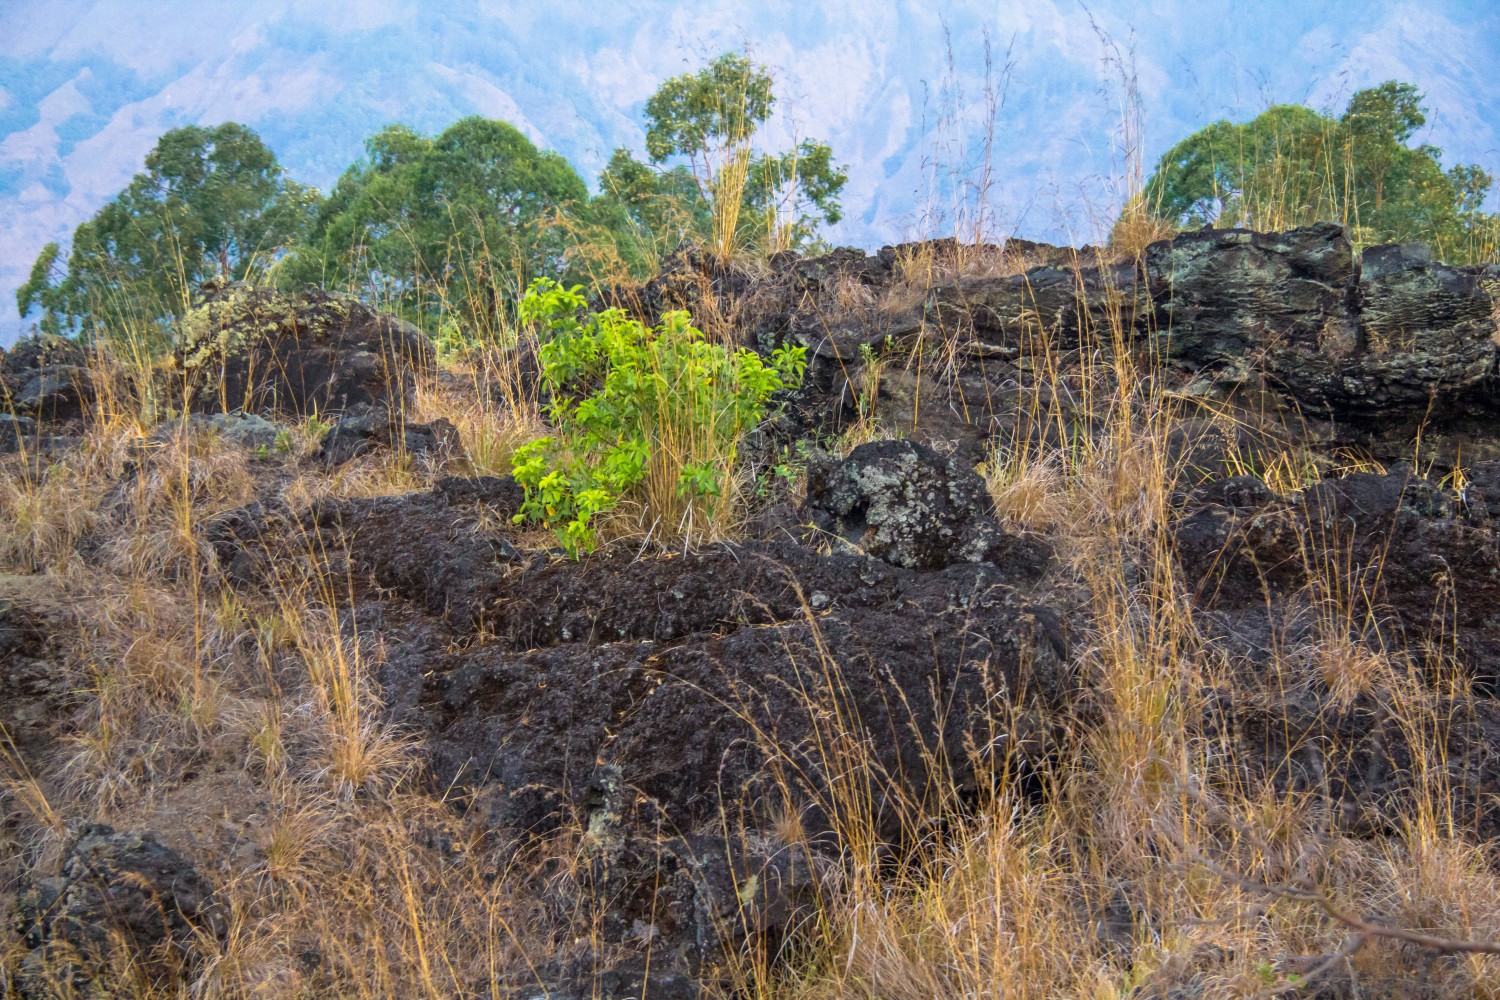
[2,0,1497,344]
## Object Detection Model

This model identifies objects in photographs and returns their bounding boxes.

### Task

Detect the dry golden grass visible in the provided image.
[5,216,1500,1000]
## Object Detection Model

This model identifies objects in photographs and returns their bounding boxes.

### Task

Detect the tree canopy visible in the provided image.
[17,123,316,338]
[1143,81,1498,262]
[292,117,589,336]
[625,52,846,257]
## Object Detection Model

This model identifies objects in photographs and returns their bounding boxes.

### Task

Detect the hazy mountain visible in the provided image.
[2,0,1497,343]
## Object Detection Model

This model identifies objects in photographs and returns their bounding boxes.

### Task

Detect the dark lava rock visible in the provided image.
[386,541,1067,841]
[1143,222,1358,374]
[316,408,462,465]
[541,764,822,984]
[688,225,1497,467]
[0,414,38,454]
[11,824,221,998]
[210,476,1069,986]
[1140,225,1500,454]
[1173,470,1500,835]
[925,257,1148,356]
[0,599,76,761]
[205,474,524,602]
[804,438,1046,572]
[1,335,93,422]
[175,284,434,418]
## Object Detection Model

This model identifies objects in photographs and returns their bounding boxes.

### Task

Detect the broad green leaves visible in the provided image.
[511,279,806,556]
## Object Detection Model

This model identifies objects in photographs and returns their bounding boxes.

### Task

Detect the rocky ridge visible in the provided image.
[3,223,1500,997]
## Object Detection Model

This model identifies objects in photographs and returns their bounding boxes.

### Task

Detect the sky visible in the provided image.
[2,0,1498,344]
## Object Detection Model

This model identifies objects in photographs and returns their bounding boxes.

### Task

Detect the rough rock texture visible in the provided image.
[1142,222,1359,376]
[205,475,1068,989]
[1176,471,1500,836]
[316,408,462,465]
[1,335,93,422]
[629,225,1498,467]
[11,825,221,998]
[175,284,434,418]
[803,438,1045,572]
[1176,471,1500,682]
[544,765,824,981]
[222,482,1074,839]
[399,548,1065,836]
[925,257,1148,356]
[0,599,76,761]
[149,411,284,450]
[0,414,38,454]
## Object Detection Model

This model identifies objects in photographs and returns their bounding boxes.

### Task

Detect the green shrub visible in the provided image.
[511,279,805,555]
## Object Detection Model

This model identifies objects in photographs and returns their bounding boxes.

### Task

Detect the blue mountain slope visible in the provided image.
[2,0,1496,343]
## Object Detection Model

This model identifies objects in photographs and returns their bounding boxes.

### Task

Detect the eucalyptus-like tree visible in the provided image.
[600,52,846,259]
[18,123,316,338]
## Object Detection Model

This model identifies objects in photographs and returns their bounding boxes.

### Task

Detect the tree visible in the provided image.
[297,117,589,337]
[17,123,315,338]
[581,148,711,281]
[637,52,846,256]
[1141,81,1498,262]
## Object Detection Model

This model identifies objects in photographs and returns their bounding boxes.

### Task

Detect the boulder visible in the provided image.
[175,284,434,418]
[1143,222,1359,373]
[1,335,93,422]
[804,438,1045,572]
[316,408,462,465]
[11,824,221,998]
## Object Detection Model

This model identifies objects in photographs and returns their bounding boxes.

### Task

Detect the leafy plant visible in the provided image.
[510,279,805,555]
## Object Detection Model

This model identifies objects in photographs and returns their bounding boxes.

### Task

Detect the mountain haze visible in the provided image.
[2,0,1497,342]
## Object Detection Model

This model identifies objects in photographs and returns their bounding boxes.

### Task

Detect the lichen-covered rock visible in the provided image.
[149,410,283,450]
[804,438,1043,572]
[11,824,221,998]
[1143,222,1359,371]
[175,283,434,418]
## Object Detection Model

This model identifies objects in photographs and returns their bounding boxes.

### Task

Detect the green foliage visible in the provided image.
[510,279,806,556]
[633,51,846,255]
[745,138,847,239]
[1143,81,1499,262]
[18,123,315,338]
[584,148,712,279]
[644,52,776,164]
[292,117,590,336]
